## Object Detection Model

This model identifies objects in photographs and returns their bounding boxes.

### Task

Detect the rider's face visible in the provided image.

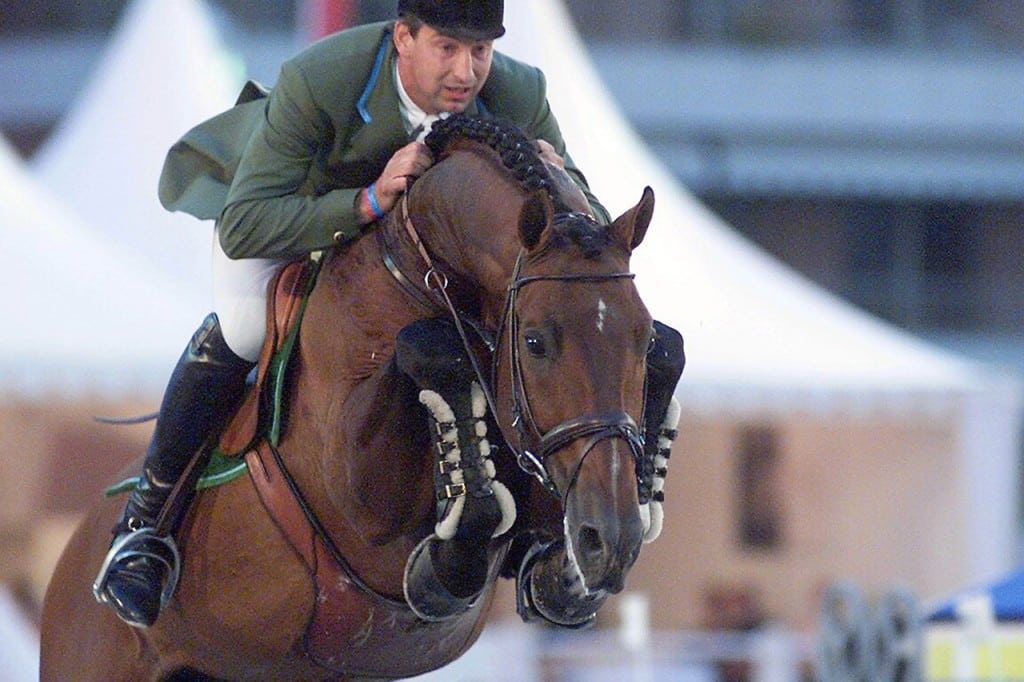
[394,22,494,115]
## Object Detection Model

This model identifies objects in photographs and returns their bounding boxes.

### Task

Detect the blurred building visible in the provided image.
[562,0,1024,368]
[560,0,1024,636]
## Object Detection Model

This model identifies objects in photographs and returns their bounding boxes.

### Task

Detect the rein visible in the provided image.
[383,194,644,498]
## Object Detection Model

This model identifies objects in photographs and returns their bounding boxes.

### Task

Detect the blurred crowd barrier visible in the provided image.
[814,582,922,682]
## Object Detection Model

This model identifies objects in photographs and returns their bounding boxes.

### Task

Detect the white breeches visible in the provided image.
[211,229,287,363]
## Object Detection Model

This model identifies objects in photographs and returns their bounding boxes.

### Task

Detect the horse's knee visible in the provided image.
[641,321,684,427]
[394,317,475,392]
[649,320,685,385]
[395,317,515,548]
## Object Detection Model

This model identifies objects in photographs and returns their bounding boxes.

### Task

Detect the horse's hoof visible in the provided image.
[93,527,180,628]
[515,539,601,629]
[403,534,481,621]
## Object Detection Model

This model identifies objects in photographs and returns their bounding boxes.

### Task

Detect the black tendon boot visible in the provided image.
[394,318,515,620]
[638,321,685,543]
[93,314,254,627]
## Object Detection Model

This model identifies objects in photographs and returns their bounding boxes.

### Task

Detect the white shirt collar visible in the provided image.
[394,61,447,141]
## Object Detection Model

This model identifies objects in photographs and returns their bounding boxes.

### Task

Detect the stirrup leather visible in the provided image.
[92,526,182,617]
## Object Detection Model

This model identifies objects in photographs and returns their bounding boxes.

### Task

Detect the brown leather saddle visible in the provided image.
[218,255,318,457]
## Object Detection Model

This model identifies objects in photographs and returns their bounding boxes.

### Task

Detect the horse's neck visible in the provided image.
[411,155,524,297]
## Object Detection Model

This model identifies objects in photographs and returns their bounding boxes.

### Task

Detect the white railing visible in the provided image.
[413,584,924,682]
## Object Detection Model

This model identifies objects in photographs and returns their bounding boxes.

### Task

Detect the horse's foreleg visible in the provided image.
[637,320,686,543]
[393,318,516,620]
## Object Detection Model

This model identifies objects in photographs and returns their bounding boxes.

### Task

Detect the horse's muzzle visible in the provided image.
[562,441,644,596]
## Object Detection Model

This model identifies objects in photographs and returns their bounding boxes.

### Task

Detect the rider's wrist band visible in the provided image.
[366,183,385,221]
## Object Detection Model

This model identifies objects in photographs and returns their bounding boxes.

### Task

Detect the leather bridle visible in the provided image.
[498,248,644,498]
[381,195,645,499]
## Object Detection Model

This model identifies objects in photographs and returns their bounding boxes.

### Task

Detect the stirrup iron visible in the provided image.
[92,527,182,620]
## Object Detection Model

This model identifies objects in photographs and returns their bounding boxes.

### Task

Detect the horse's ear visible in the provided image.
[610,186,655,251]
[518,189,554,251]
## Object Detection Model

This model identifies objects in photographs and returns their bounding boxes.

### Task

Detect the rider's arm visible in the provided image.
[217,60,366,261]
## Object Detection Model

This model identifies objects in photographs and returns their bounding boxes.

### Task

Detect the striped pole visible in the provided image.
[300,0,357,43]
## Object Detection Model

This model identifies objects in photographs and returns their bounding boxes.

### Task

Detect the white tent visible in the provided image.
[31,0,243,310]
[0,134,199,671]
[1,134,199,395]
[498,0,1022,618]
[0,587,37,682]
[501,1,1003,405]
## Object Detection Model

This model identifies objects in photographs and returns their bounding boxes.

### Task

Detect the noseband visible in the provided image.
[386,197,644,499]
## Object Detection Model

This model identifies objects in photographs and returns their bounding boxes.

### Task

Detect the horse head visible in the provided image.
[411,114,662,624]
[500,183,656,597]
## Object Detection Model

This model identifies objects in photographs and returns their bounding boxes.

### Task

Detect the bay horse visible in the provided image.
[40,115,667,681]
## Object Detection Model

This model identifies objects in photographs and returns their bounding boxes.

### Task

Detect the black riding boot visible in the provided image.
[638,321,685,541]
[93,313,254,627]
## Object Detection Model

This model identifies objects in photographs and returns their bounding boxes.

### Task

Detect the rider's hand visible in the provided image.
[535,139,565,169]
[369,141,434,215]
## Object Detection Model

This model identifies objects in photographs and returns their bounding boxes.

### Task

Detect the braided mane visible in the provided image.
[424,114,610,258]
[424,114,574,215]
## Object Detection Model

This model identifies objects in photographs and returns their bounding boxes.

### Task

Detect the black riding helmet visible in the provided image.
[397,0,505,41]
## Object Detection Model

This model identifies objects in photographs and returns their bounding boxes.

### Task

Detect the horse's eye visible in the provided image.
[646,328,657,354]
[524,332,547,358]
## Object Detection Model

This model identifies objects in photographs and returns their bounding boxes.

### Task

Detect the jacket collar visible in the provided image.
[351,29,485,151]
[348,31,408,156]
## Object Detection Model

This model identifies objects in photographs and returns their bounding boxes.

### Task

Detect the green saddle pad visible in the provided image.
[103,255,323,499]
[104,448,248,497]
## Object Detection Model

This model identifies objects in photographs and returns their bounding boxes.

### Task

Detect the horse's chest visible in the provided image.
[304,566,493,676]
[245,442,496,677]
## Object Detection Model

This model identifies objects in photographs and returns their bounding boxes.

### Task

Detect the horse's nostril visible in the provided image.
[577,524,604,560]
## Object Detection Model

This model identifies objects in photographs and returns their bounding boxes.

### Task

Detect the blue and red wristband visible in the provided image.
[366,183,385,221]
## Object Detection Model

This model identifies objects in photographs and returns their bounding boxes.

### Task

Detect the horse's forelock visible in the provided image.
[544,212,611,260]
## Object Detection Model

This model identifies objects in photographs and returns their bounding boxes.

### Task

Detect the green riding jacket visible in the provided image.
[158,21,609,261]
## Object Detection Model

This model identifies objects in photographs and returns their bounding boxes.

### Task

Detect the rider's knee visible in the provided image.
[214,306,267,363]
[394,318,475,390]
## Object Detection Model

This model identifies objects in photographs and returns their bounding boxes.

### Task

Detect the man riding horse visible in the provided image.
[94,0,684,629]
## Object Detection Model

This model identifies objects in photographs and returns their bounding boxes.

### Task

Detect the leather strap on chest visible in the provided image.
[244,439,496,676]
